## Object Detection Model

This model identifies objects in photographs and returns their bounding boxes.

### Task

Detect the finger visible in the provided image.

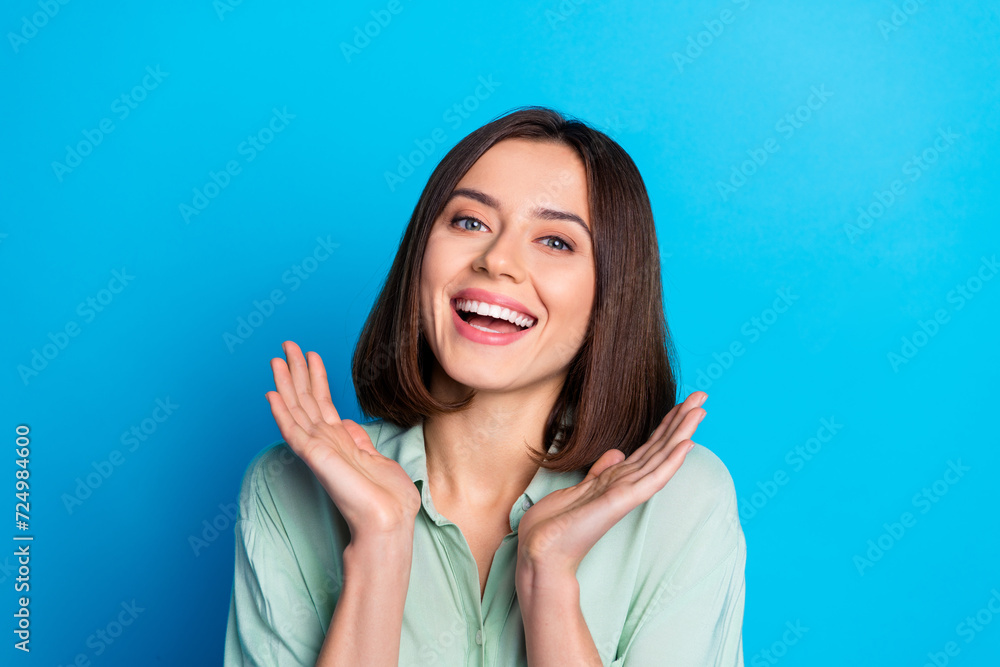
[686,391,709,405]
[636,392,704,461]
[271,356,311,430]
[660,392,707,449]
[623,404,679,465]
[642,410,705,473]
[631,406,705,472]
[341,419,379,456]
[283,341,312,395]
[282,342,324,423]
[271,356,325,430]
[583,449,625,482]
[630,438,695,500]
[306,351,341,424]
[649,407,677,443]
[265,390,310,453]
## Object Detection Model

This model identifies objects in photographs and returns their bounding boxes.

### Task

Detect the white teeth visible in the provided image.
[454,298,536,328]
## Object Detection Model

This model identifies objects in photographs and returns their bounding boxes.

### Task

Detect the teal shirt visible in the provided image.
[224,419,746,666]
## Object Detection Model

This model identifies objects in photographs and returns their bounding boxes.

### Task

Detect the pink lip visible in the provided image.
[450,287,537,320]
[448,287,538,346]
[450,305,534,346]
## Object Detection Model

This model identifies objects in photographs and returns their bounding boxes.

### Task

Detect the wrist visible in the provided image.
[344,530,414,572]
[516,561,580,610]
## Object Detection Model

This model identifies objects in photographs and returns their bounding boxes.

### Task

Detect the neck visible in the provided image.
[422,362,564,512]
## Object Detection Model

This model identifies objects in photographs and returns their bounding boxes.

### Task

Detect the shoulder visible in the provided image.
[636,442,745,587]
[639,441,739,524]
[663,441,739,512]
[235,441,315,528]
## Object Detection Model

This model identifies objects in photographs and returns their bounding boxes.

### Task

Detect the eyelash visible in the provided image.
[450,215,575,253]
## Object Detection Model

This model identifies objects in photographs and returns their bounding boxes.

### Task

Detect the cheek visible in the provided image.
[542,265,596,338]
[419,237,461,315]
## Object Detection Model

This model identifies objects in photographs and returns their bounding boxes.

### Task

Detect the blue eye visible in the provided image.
[451,216,487,232]
[542,236,574,252]
[450,216,574,253]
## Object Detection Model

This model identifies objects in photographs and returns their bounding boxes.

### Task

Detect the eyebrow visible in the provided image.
[445,187,592,239]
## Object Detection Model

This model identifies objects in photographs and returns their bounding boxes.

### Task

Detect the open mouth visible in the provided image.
[451,298,536,335]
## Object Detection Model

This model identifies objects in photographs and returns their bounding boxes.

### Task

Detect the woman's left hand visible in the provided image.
[516,391,708,583]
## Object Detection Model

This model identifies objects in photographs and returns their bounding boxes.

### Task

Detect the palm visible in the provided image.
[517,392,708,575]
[265,341,420,535]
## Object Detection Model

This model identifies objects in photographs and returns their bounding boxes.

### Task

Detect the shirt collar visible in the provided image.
[367,419,585,531]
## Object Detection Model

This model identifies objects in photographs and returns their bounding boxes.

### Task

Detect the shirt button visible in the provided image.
[475,629,483,645]
[521,498,532,511]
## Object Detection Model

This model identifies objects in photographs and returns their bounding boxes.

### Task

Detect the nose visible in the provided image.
[472,223,526,282]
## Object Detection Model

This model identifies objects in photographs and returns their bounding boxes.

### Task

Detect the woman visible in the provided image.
[224,106,746,666]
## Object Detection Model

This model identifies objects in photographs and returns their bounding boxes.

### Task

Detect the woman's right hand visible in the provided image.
[265,341,421,539]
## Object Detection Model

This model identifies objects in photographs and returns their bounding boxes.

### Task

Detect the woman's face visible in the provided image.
[419,137,596,395]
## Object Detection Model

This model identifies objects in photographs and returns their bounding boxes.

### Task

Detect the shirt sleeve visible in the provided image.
[612,445,747,667]
[223,446,331,667]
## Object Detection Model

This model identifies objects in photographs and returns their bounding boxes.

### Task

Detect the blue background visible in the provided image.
[3,1,999,665]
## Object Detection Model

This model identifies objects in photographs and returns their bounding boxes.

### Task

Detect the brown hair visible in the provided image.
[352,105,680,473]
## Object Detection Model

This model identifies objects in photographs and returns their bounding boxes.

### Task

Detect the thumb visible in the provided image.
[584,448,626,482]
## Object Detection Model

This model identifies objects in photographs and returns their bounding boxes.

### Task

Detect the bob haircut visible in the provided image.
[352,105,680,474]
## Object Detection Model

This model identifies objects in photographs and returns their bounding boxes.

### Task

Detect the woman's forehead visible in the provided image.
[452,139,589,215]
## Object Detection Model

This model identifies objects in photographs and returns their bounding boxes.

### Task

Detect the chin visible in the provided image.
[443,368,506,392]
